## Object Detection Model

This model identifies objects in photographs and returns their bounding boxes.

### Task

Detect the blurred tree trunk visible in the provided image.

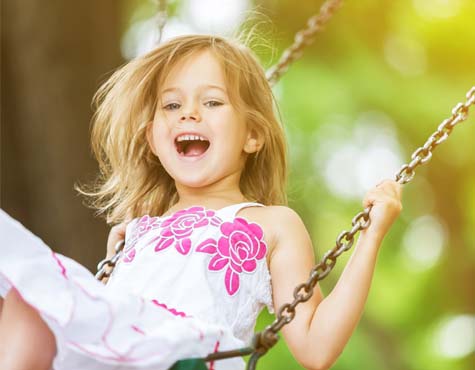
[1,1,123,270]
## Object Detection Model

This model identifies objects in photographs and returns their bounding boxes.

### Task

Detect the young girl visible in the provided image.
[0,35,402,370]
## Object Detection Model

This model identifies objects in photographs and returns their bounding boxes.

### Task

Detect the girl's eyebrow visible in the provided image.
[161,84,227,94]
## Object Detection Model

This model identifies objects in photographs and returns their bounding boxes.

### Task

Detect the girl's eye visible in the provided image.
[205,100,223,108]
[163,103,181,111]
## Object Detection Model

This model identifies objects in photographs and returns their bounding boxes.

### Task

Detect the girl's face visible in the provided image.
[147,50,259,190]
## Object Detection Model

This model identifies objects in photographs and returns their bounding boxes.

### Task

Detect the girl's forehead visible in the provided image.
[160,50,227,93]
[161,84,227,95]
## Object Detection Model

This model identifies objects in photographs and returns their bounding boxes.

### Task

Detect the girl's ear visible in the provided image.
[244,129,263,154]
[146,121,157,155]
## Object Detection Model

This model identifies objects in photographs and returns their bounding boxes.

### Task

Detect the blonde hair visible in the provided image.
[77,34,287,224]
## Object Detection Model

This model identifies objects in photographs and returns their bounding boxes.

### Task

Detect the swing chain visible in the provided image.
[95,240,125,281]
[260,208,369,335]
[396,86,475,184]
[266,0,344,86]
[152,0,168,44]
[251,85,475,366]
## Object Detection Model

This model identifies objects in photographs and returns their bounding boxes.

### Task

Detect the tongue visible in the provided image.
[184,141,208,156]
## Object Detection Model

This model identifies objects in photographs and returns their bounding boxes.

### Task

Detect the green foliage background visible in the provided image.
[122,1,474,369]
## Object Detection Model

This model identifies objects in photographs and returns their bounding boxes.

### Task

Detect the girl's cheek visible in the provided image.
[162,112,178,125]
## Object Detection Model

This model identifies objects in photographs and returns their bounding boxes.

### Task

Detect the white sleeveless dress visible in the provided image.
[0,203,274,370]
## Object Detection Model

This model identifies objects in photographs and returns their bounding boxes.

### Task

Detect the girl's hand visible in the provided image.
[362,179,403,242]
[106,222,128,259]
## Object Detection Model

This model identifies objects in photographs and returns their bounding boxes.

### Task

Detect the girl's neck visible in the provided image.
[163,168,252,216]
[167,194,249,214]
[164,186,249,217]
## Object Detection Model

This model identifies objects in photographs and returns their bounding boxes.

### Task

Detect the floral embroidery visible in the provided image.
[196,218,267,295]
[148,206,222,255]
[121,207,268,297]
[123,215,161,263]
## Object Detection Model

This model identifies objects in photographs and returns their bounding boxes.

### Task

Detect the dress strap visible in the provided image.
[218,202,265,219]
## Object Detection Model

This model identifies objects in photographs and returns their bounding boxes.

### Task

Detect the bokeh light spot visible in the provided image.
[401,215,446,270]
[434,315,475,358]
[184,0,250,35]
[413,0,462,19]
[318,111,403,199]
[121,17,198,59]
[384,35,427,76]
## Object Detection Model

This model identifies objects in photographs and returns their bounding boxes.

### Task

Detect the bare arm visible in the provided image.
[269,180,402,370]
[303,230,382,368]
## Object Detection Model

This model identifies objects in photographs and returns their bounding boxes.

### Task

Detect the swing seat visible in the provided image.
[170,359,208,370]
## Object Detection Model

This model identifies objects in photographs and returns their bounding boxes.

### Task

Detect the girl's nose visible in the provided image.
[180,109,201,123]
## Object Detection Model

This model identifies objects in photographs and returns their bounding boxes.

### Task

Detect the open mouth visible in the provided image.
[175,135,210,157]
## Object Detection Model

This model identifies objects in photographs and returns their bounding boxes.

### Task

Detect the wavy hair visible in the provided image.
[77,34,287,224]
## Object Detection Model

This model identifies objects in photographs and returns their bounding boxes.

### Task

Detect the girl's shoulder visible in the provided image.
[237,204,301,229]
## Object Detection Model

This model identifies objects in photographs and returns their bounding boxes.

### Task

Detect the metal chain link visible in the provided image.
[152,0,168,44]
[395,87,475,184]
[95,240,125,281]
[265,0,344,86]
[248,86,475,367]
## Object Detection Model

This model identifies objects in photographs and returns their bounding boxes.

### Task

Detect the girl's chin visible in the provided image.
[174,178,213,189]
[171,170,215,187]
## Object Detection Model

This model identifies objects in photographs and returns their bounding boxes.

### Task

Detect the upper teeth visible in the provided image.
[176,134,207,142]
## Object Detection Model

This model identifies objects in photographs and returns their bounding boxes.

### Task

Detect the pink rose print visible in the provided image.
[123,215,161,264]
[196,218,267,295]
[149,206,222,255]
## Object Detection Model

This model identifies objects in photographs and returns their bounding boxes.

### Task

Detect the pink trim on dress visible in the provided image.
[208,340,220,370]
[151,299,188,317]
[131,325,146,335]
[51,251,68,278]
